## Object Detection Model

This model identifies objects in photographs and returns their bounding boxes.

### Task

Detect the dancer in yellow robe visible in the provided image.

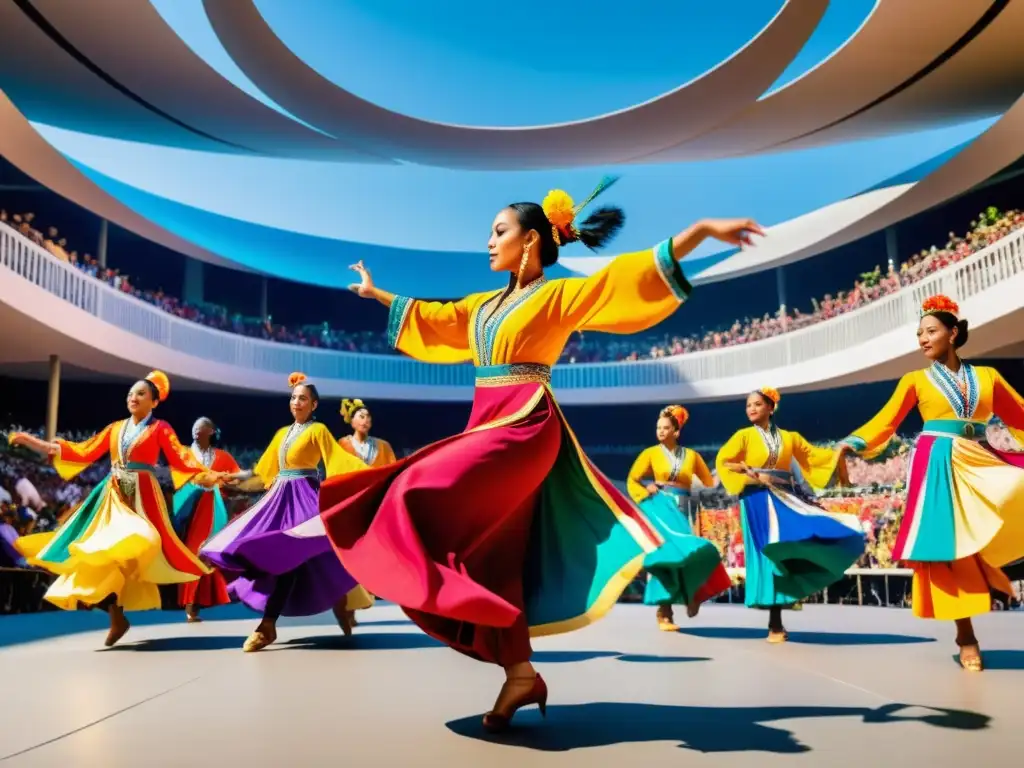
[840,295,1024,671]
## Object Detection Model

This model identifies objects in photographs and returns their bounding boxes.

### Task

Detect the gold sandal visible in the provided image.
[767,630,789,644]
[656,608,679,632]
[957,642,983,672]
[243,629,276,653]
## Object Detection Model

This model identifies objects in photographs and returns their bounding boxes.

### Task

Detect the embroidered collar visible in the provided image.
[279,421,313,469]
[118,413,153,463]
[755,425,781,470]
[191,442,216,468]
[473,278,548,365]
[349,435,379,466]
[658,444,686,482]
[926,361,979,419]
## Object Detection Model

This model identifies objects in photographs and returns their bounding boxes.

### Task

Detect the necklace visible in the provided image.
[191,442,215,468]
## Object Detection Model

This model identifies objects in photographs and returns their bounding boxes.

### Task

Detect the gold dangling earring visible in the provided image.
[517,244,531,289]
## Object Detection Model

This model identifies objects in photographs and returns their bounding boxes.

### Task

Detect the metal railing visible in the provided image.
[2,224,1022,389]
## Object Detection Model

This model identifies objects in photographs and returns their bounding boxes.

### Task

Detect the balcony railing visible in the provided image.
[2,224,1022,389]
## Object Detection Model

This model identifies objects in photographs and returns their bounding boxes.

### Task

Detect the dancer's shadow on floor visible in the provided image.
[447,702,988,753]
[951,649,1024,670]
[679,627,935,645]
[531,650,708,664]
[104,635,249,652]
[280,632,443,651]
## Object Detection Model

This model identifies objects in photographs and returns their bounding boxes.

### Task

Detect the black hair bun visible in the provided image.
[954,319,970,349]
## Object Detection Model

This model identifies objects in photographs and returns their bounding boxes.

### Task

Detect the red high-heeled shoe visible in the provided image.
[482,674,548,733]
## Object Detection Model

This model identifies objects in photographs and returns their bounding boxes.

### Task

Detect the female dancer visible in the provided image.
[200,373,367,652]
[8,371,216,646]
[333,398,398,626]
[839,295,1024,671]
[626,405,732,631]
[314,177,764,731]
[715,387,862,642]
[172,417,240,622]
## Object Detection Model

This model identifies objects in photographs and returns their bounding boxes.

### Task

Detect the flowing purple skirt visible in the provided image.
[199,475,355,616]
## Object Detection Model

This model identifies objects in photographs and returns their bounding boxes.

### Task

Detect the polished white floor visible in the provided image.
[1,602,1021,767]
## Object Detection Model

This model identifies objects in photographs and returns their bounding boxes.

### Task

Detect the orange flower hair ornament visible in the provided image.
[145,370,170,402]
[664,404,689,429]
[541,176,619,246]
[921,294,960,320]
[288,371,308,389]
[340,398,367,424]
[757,387,781,408]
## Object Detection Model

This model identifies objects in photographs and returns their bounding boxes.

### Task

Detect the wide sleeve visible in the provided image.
[379,440,398,467]
[841,374,918,460]
[52,423,115,480]
[789,432,848,491]
[556,240,692,334]
[691,451,715,488]
[252,430,285,489]
[387,293,479,364]
[715,430,750,497]
[215,449,242,475]
[312,424,368,479]
[626,448,654,503]
[992,368,1024,447]
[157,423,217,490]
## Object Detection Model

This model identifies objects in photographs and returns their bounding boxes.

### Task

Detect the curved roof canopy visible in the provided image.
[0,0,1021,295]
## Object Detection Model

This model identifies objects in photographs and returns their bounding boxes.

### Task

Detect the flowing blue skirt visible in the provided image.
[740,482,864,608]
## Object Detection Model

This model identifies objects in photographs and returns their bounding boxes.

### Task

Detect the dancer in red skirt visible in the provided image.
[316,179,764,731]
[173,417,240,622]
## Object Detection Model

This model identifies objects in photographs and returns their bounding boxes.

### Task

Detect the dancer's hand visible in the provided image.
[701,219,765,248]
[645,483,660,496]
[348,260,375,298]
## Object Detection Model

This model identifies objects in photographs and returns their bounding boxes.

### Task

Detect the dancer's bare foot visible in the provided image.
[243,621,277,652]
[105,606,130,647]
[332,603,355,636]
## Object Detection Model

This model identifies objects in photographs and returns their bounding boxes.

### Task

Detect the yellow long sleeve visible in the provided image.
[626,448,654,503]
[252,427,287,488]
[311,424,367,479]
[844,374,918,459]
[556,242,691,334]
[387,294,484,364]
[692,452,715,488]
[715,430,750,497]
[789,432,848,491]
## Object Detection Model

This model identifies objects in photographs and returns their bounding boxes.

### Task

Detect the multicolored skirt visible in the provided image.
[895,419,1024,620]
[639,488,731,607]
[199,470,356,617]
[172,483,231,609]
[15,464,209,611]
[314,363,663,665]
[739,471,864,608]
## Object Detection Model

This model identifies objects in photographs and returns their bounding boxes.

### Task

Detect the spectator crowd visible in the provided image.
[3,206,1022,364]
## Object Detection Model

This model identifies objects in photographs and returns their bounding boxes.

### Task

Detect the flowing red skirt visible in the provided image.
[319,381,657,666]
[178,492,231,609]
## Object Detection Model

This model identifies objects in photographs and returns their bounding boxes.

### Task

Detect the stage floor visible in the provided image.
[1,602,1022,767]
